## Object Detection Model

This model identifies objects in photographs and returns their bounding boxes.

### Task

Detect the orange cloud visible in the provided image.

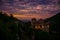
[20,10,29,12]
[12,13,56,20]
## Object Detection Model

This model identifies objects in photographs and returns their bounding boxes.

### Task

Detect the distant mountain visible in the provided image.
[0,12,22,22]
[46,12,60,22]
[0,12,24,40]
[46,12,60,32]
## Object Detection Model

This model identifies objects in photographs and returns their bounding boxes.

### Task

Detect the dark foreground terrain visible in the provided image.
[0,12,60,40]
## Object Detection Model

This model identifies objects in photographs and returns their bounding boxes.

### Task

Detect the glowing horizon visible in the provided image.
[12,13,57,20]
[0,0,60,20]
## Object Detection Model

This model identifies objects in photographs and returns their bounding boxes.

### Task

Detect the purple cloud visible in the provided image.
[0,0,60,19]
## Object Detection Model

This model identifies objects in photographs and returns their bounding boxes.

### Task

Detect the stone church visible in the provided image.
[31,18,49,32]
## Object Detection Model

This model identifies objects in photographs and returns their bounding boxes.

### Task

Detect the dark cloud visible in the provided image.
[0,0,60,15]
[0,0,59,20]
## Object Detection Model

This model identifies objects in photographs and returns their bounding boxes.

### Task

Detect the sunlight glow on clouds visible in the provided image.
[13,13,53,20]
[0,0,60,20]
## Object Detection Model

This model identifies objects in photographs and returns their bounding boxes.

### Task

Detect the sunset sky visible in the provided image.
[0,0,60,20]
